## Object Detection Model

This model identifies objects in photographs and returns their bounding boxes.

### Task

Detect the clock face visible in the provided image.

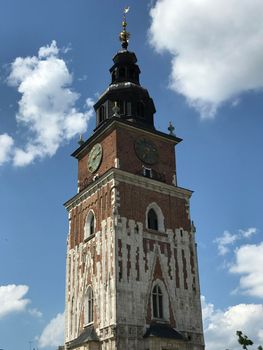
[88,143,103,173]
[134,137,159,165]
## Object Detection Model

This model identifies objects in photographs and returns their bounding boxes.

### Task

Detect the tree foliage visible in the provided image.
[236,331,262,350]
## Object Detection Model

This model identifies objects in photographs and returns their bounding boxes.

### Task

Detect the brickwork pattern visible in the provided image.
[77,123,178,192]
[65,174,204,350]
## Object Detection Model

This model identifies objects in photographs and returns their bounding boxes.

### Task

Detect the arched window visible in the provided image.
[146,203,165,232]
[84,211,96,239]
[152,285,163,319]
[148,208,158,230]
[84,286,94,324]
[90,214,94,235]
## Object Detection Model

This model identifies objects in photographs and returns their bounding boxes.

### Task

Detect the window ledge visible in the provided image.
[84,233,95,243]
[83,321,94,328]
[151,318,169,324]
[145,228,167,236]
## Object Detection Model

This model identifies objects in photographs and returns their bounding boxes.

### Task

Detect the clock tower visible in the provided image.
[64,10,205,350]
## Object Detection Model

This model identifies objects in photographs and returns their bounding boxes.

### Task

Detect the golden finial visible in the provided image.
[119,6,130,50]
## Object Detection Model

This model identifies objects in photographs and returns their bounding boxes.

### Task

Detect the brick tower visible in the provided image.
[64,10,204,350]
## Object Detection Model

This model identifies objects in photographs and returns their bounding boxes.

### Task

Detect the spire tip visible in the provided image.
[119,6,131,50]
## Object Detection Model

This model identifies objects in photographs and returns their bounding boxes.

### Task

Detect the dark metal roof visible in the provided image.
[67,326,99,349]
[143,324,185,340]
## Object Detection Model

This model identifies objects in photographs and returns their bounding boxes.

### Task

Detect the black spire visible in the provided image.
[93,8,156,130]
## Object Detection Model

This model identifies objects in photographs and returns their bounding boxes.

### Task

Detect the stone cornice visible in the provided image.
[113,168,193,199]
[64,171,115,211]
[71,118,182,159]
[64,168,193,211]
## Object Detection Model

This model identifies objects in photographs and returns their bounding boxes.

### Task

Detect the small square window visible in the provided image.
[143,167,152,178]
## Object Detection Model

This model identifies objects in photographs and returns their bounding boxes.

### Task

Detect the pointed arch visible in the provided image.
[84,210,96,239]
[151,279,169,321]
[84,286,94,325]
[148,208,158,230]
[146,202,165,232]
[152,284,163,318]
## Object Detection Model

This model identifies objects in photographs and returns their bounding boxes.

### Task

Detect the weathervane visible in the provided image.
[119,6,130,50]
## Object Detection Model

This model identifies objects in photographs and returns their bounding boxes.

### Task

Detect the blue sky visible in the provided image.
[0,1,263,350]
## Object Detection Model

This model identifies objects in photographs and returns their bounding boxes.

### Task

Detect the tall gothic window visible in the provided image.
[89,214,94,236]
[99,105,105,123]
[152,285,163,319]
[84,287,94,324]
[85,211,95,239]
[148,208,158,230]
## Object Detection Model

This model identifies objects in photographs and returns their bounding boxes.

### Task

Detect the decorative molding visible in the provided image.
[65,169,192,212]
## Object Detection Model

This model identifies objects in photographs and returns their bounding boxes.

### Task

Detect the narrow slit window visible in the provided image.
[99,105,105,123]
[127,102,132,116]
[90,214,94,236]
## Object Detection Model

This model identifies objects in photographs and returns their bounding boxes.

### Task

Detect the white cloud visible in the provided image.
[29,308,43,318]
[202,296,263,350]
[78,74,88,82]
[214,228,257,255]
[215,231,238,256]
[149,0,263,118]
[6,40,94,167]
[240,228,257,239]
[0,284,30,318]
[38,312,64,348]
[230,242,263,298]
[0,133,14,165]
[86,97,94,109]
[38,41,59,58]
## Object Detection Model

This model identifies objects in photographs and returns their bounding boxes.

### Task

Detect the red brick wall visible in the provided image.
[116,126,177,185]
[77,123,178,191]
[69,182,113,249]
[117,182,191,232]
[78,129,117,190]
